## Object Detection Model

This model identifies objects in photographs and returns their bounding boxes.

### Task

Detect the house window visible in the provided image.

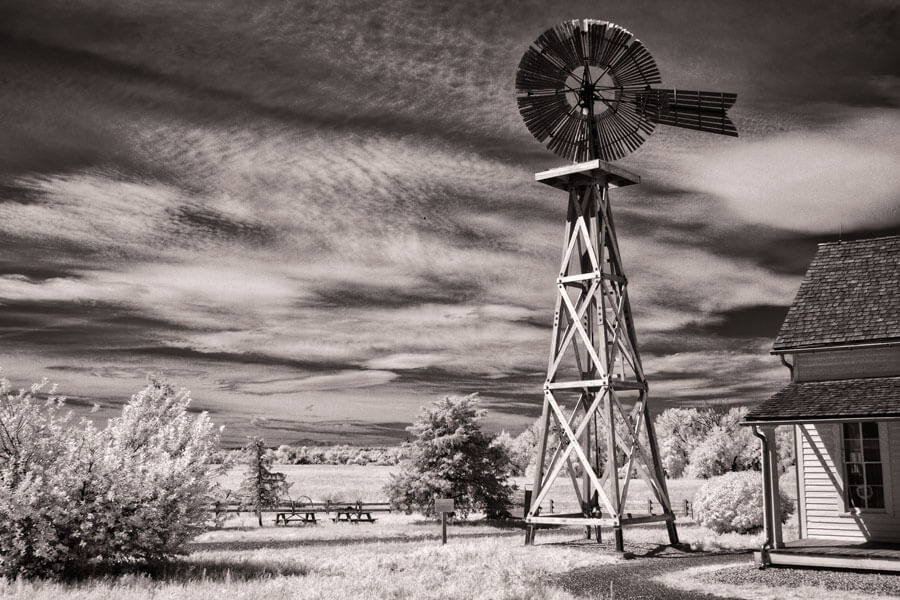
[843,422,885,510]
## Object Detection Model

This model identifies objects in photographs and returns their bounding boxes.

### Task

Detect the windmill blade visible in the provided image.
[516,19,662,162]
[603,35,662,89]
[517,92,571,141]
[630,89,738,137]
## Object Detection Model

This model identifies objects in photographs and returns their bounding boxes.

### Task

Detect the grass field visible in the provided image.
[1,465,808,599]
[216,464,396,503]
[215,463,721,511]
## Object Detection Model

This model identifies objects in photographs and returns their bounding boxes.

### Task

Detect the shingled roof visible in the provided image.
[745,376,900,422]
[773,236,900,351]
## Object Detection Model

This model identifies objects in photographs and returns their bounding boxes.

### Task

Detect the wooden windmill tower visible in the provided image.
[515,19,737,549]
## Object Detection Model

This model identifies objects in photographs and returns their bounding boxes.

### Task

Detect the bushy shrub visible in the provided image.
[384,394,513,518]
[693,471,794,534]
[0,374,221,578]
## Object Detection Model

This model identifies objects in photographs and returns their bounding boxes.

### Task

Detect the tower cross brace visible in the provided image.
[524,160,678,550]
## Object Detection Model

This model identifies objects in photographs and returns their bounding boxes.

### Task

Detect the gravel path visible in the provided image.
[698,563,900,597]
[546,540,752,600]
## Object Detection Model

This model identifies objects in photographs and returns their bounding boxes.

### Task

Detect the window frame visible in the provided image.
[840,421,891,515]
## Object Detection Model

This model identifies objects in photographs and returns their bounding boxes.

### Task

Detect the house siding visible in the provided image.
[798,422,900,542]
[793,346,900,382]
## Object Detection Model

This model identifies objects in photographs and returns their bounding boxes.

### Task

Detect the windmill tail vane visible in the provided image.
[632,89,738,137]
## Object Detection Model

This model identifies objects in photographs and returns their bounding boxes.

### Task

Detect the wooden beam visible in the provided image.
[620,514,674,526]
[527,515,617,527]
[547,378,608,390]
[756,551,900,573]
[536,160,641,189]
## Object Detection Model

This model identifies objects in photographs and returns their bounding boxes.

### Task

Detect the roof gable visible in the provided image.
[774,236,900,351]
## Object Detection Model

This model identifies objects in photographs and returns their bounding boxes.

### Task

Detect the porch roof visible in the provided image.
[744,376,900,423]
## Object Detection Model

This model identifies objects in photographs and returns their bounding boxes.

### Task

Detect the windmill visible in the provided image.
[516,19,737,549]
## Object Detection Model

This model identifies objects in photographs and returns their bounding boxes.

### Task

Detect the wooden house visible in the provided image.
[743,235,900,570]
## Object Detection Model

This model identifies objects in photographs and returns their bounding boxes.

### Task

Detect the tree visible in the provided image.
[493,429,534,477]
[384,394,513,518]
[776,425,795,473]
[654,408,715,478]
[238,437,289,526]
[0,374,222,578]
[685,407,760,478]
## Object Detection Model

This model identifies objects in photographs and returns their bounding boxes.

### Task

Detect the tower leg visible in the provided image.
[614,526,624,552]
[666,520,679,546]
[642,392,680,546]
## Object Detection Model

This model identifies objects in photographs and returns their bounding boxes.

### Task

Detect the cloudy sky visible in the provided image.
[0,0,897,445]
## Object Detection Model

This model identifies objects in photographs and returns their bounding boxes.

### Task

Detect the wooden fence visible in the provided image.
[210,497,695,523]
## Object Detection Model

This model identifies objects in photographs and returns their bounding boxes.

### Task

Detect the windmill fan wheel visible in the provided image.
[516,19,662,163]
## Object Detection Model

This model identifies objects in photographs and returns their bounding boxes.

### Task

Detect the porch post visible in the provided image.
[761,425,784,549]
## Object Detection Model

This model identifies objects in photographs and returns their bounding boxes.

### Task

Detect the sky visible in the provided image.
[0,0,897,446]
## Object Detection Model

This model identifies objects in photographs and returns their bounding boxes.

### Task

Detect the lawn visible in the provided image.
[6,465,869,600]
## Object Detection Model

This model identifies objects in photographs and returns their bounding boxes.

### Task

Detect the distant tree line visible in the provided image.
[214,444,405,466]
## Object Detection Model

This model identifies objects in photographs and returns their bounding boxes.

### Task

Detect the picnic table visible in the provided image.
[275,510,317,526]
[272,495,319,526]
[332,504,378,524]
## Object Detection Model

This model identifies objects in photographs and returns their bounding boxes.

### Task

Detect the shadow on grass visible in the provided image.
[59,556,309,583]
[455,518,528,530]
[189,528,525,552]
[542,537,753,560]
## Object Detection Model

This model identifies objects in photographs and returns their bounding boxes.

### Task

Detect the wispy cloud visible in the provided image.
[0,0,896,442]
[677,111,900,233]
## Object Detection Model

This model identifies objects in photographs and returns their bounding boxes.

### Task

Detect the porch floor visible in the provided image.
[755,538,900,572]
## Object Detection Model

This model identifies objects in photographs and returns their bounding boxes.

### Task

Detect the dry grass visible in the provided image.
[0,530,618,600]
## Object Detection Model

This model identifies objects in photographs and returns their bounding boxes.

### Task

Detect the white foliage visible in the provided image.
[693,471,794,534]
[0,374,221,578]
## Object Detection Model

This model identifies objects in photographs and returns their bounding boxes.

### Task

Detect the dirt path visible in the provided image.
[546,541,752,600]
